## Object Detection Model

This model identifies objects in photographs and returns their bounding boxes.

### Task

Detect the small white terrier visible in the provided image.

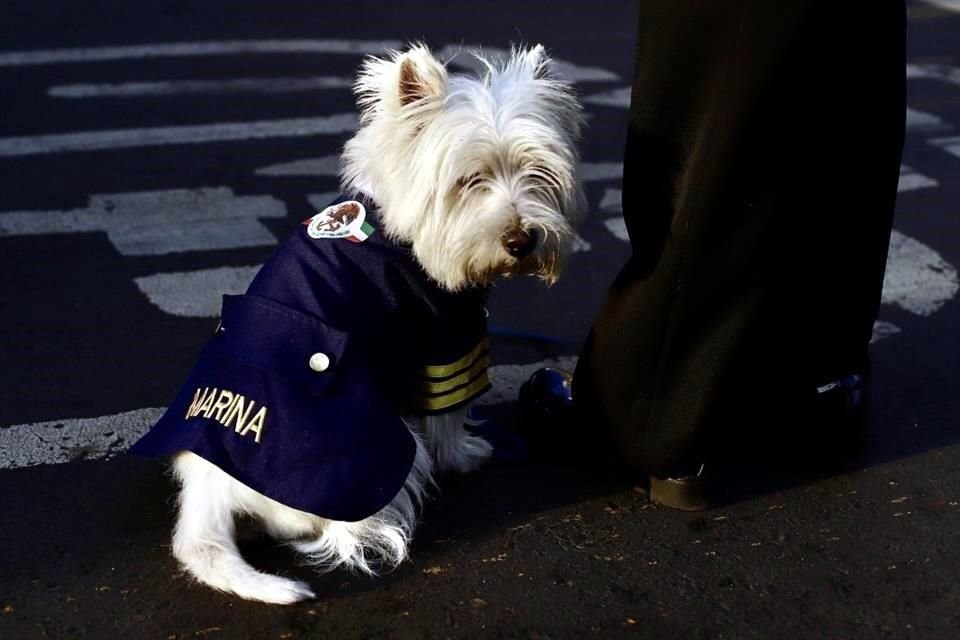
[133,43,584,604]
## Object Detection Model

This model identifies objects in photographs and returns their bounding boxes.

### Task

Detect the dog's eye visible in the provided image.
[530,165,561,189]
[456,173,483,191]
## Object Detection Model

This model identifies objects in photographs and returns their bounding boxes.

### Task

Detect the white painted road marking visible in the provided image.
[599,188,621,213]
[0,408,165,469]
[436,45,619,83]
[581,162,623,182]
[257,155,341,177]
[871,321,902,344]
[0,40,619,83]
[0,39,402,67]
[135,266,261,317]
[583,86,631,108]
[919,0,960,13]
[48,76,353,99]
[130,192,338,315]
[882,230,959,316]
[907,63,960,87]
[261,159,625,182]
[571,234,592,253]
[905,107,949,132]
[603,217,630,242]
[898,165,938,192]
[0,114,357,158]
[596,187,628,241]
[0,187,285,255]
[928,135,960,159]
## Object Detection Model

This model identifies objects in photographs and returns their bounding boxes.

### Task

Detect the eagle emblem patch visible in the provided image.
[303,200,375,243]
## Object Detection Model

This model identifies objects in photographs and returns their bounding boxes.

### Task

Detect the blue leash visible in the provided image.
[488,323,565,347]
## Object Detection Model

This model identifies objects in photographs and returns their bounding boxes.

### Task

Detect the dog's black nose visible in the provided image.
[502,228,537,258]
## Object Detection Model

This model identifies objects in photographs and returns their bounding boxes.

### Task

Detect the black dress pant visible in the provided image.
[574,1,906,476]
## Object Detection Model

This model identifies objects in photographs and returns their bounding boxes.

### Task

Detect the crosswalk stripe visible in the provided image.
[0,408,165,469]
[48,76,353,98]
[0,39,400,67]
[256,155,341,177]
[918,0,960,12]
[898,165,938,192]
[929,135,960,159]
[0,114,357,157]
[135,266,261,317]
[0,187,286,255]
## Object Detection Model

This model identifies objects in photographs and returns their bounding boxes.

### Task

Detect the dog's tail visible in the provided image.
[171,452,315,604]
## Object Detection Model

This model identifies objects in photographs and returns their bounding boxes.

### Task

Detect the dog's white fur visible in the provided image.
[171,43,584,604]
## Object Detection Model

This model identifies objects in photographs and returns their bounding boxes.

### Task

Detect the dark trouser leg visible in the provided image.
[574,0,906,477]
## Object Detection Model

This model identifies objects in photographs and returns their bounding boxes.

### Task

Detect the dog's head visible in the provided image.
[341,43,586,292]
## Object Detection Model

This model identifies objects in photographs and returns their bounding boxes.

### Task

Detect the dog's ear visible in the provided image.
[396,44,447,107]
[516,44,554,81]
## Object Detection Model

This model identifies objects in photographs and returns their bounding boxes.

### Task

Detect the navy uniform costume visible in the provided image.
[131,195,490,522]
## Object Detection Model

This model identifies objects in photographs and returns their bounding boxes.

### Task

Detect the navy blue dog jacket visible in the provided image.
[130,195,491,522]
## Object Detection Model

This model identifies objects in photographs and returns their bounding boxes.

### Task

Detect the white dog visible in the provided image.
[131,43,584,604]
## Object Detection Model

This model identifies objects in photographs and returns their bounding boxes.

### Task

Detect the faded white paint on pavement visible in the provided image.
[261,159,623,182]
[905,107,949,131]
[871,321,902,344]
[929,134,960,159]
[0,39,401,67]
[49,76,353,99]
[0,39,618,82]
[907,62,960,87]
[882,230,959,316]
[256,155,341,177]
[135,266,261,317]
[596,187,628,241]
[0,114,357,158]
[581,162,623,182]
[919,0,960,13]
[129,192,334,315]
[570,234,592,253]
[583,86,631,108]
[0,408,165,469]
[898,164,938,192]
[437,45,619,83]
[599,188,621,213]
[603,217,630,242]
[0,187,286,255]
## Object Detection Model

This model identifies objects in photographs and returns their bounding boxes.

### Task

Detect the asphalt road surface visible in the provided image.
[2,1,959,638]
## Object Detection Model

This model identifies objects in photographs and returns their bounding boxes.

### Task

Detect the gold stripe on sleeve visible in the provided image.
[413,373,491,412]
[416,355,490,394]
[419,338,489,378]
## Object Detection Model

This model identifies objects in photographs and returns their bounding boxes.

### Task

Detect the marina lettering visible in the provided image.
[185,387,267,444]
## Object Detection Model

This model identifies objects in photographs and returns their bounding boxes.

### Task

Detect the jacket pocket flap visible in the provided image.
[213,294,348,396]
